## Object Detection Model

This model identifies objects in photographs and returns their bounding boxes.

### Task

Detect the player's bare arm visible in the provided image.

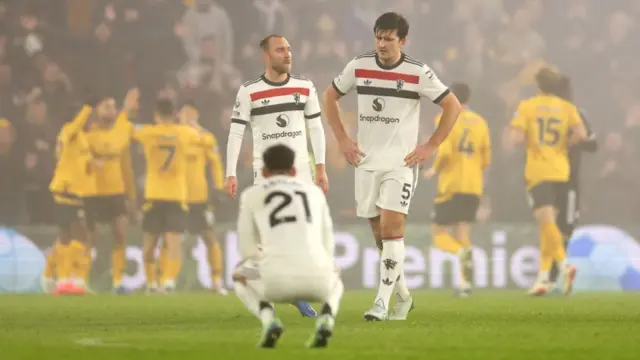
[122,88,140,114]
[323,86,365,166]
[405,92,461,167]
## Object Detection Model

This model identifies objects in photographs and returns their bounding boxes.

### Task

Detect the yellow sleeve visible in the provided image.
[567,103,582,127]
[65,105,93,136]
[510,102,528,130]
[205,134,224,190]
[120,146,136,202]
[482,122,492,168]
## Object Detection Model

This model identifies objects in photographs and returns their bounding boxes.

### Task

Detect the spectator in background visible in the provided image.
[22,99,54,224]
[180,0,233,68]
[0,118,22,224]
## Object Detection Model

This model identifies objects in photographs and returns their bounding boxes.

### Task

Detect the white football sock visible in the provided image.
[537,271,550,283]
[326,277,344,316]
[259,306,275,327]
[374,239,405,310]
[395,271,411,299]
[233,281,261,318]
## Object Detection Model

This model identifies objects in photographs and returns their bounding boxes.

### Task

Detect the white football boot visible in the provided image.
[388,293,414,320]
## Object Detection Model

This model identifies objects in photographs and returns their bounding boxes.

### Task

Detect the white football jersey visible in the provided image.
[229,74,321,173]
[237,175,335,271]
[332,52,449,170]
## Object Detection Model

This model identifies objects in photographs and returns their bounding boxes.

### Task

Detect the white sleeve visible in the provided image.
[226,85,251,177]
[237,189,260,259]
[305,83,326,164]
[331,58,358,96]
[418,65,450,104]
[320,192,335,258]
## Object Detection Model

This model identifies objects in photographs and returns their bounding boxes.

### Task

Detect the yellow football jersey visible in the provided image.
[433,109,491,202]
[49,106,97,202]
[85,112,135,197]
[133,123,204,203]
[510,95,581,189]
[185,130,224,203]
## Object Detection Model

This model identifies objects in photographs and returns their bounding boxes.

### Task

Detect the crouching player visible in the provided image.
[232,144,344,348]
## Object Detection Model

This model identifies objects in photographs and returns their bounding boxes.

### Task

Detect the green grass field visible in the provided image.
[1,291,638,359]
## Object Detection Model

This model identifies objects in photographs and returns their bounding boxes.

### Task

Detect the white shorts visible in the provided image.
[233,257,340,303]
[253,163,314,185]
[354,166,419,218]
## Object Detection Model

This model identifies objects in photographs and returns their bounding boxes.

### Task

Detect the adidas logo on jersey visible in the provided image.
[400,200,408,207]
[363,79,372,85]
[381,278,393,286]
[261,99,270,105]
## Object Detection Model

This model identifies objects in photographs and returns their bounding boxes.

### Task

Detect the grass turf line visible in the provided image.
[0,291,638,359]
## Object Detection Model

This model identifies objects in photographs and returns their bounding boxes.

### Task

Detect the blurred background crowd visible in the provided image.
[0,0,638,227]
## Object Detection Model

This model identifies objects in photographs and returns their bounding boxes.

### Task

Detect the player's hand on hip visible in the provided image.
[339,137,365,166]
[405,143,436,167]
[315,166,329,193]
[224,176,238,199]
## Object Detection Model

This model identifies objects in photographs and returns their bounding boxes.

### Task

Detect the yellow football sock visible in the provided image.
[538,224,554,273]
[70,240,91,282]
[43,242,59,278]
[542,222,567,263]
[56,243,74,280]
[209,243,223,284]
[111,245,126,286]
[434,232,462,254]
[144,263,157,287]
[158,245,168,285]
[164,258,182,284]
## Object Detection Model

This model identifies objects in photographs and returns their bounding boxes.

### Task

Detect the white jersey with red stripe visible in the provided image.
[227,74,324,178]
[332,52,449,171]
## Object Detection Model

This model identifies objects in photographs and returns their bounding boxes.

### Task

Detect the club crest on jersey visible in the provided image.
[293,92,301,105]
[396,79,405,91]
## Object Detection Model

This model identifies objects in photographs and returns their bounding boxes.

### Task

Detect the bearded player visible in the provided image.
[423,83,491,297]
[225,34,327,317]
[324,12,461,321]
[506,68,586,296]
[83,89,139,294]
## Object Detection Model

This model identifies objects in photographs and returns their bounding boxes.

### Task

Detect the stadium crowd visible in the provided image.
[0,0,638,227]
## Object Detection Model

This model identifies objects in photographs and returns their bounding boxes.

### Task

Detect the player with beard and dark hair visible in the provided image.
[225,34,326,317]
[324,12,461,320]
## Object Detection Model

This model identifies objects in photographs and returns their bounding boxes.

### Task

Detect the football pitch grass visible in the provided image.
[1,291,638,360]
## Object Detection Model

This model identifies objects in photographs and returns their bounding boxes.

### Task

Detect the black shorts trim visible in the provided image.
[187,203,215,234]
[84,194,127,225]
[432,194,480,226]
[142,200,187,235]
